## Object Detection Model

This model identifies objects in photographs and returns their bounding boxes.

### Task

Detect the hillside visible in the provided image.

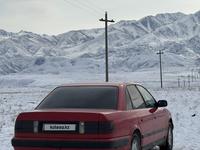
[0,10,200,74]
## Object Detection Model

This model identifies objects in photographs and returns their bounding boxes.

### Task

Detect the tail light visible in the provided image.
[98,122,114,133]
[15,120,34,133]
[15,120,114,134]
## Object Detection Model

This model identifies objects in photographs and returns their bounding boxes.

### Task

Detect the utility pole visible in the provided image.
[99,12,115,82]
[157,49,164,88]
[183,79,186,88]
[191,69,194,82]
[188,75,191,88]
[178,76,180,88]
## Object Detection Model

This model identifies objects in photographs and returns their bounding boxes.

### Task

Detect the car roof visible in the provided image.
[60,82,140,87]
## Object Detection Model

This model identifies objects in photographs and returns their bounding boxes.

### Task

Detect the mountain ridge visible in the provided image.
[0,10,200,74]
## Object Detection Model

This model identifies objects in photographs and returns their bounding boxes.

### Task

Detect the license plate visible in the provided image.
[43,124,76,131]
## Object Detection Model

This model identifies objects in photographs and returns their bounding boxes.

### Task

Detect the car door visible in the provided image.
[136,85,168,142]
[126,85,156,147]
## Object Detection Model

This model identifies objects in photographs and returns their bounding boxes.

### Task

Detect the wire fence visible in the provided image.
[141,72,200,90]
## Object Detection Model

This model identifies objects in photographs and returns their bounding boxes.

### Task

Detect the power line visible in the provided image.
[76,0,102,15]
[63,0,99,17]
[84,0,105,12]
[63,0,100,17]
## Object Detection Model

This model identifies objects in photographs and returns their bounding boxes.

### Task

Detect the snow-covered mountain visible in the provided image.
[1,10,200,75]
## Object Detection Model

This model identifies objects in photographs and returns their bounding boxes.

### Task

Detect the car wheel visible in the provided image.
[160,124,173,150]
[131,133,141,150]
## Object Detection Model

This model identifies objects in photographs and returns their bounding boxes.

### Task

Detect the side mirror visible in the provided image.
[157,100,168,107]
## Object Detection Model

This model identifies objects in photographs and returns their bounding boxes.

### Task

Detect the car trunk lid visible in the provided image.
[14,109,116,139]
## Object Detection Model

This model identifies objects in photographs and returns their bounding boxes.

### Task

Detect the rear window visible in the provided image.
[36,86,118,109]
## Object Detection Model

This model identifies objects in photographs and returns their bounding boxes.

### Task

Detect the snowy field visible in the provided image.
[0,70,200,150]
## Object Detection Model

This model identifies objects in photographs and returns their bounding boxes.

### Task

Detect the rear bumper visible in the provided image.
[12,137,130,149]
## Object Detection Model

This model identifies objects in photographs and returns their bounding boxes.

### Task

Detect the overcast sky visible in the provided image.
[0,0,200,35]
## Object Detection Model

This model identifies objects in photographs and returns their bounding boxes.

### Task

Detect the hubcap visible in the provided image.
[132,137,139,150]
[168,127,173,149]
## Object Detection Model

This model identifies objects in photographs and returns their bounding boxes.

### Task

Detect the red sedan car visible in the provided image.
[12,83,173,150]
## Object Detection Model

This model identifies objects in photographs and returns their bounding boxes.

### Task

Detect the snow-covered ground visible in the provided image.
[0,70,200,150]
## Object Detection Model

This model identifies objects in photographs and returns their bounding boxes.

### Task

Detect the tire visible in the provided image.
[160,124,173,150]
[131,133,142,150]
